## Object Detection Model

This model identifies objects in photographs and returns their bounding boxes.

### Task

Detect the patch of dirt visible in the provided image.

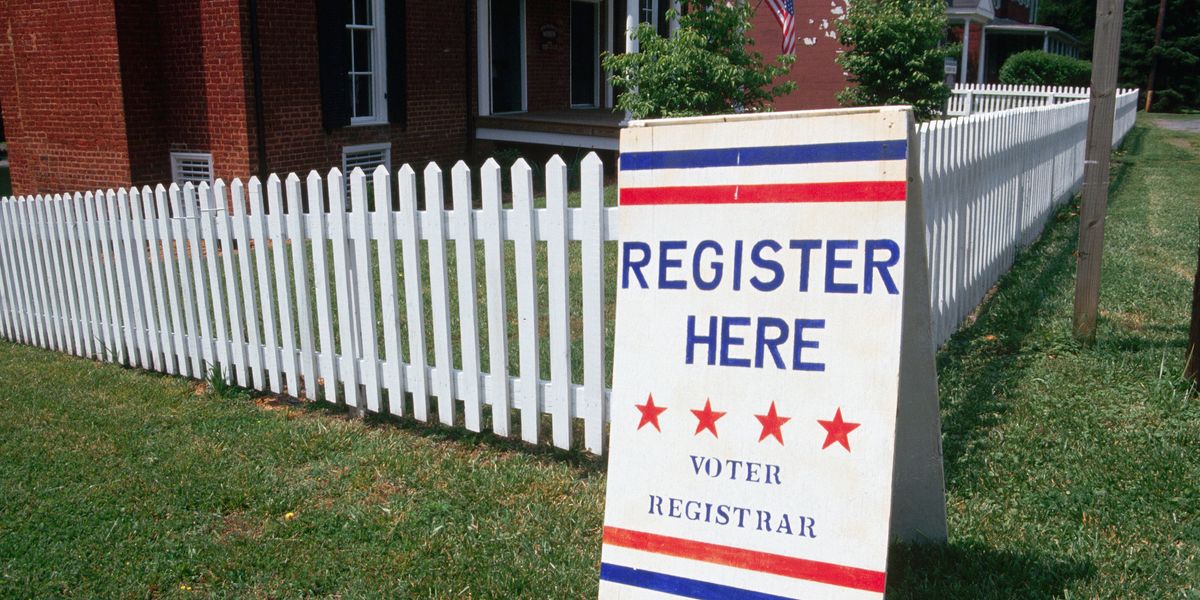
[1100,308,1146,332]
[218,512,265,541]
[1155,118,1200,134]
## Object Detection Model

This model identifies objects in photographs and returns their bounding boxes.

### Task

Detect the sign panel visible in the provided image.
[600,108,913,599]
[944,57,958,75]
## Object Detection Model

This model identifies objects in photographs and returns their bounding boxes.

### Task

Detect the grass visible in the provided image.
[0,115,1197,597]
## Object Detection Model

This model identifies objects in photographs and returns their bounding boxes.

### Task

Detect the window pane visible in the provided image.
[355,75,372,117]
[353,29,372,72]
[640,0,654,23]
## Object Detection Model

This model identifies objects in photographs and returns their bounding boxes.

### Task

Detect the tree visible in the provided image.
[602,1,796,119]
[1039,0,1199,112]
[835,0,958,121]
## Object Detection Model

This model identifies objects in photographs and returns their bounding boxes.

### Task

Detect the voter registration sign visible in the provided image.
[600,107,922,599]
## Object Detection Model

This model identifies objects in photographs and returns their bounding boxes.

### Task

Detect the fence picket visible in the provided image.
[511,160,540,444]
[479,159,510,437]
[580,152,607,454]
[231,180,264,388]
[219,181,248,387]
[155,185,186,375]
[286,174,318,400]
[307,172,337,404]
[545,156,573,450]
[451,162,483,432]
[424,164,456,425]
[52,196,83,356]
[374,166,405,416]
[141,187,171,372]
[267,175,299,396]
[170,184,202,377]
[397,165,430,420]
[131,187,162,370]
[327,169,362,409]
[249,177,282,393]
[350,169,381,412]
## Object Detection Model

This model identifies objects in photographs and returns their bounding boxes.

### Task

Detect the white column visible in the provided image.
[977,27,987,84]
[1043,32,1049,52]
[626,0,639,52]
[959,21,970,85]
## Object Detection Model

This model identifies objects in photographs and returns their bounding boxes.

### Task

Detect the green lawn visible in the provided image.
[0,116,1197,597]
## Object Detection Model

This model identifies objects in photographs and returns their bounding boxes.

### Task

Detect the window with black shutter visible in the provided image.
[317,0,406,129]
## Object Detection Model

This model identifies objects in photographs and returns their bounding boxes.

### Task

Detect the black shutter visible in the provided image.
[317,0,351,130]
[385,0,407,127]
[656,0,670,37]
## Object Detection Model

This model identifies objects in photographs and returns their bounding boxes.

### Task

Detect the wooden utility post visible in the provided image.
[1072,0,1125,342]
[1187,218,1199,383]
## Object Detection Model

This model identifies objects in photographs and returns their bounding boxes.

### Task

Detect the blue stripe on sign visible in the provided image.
[600,563,799,600]
[618,140,907,171]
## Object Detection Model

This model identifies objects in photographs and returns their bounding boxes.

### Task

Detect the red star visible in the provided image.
[755,401,792,444]
[818,408,861,452]
[635,394,667,432]
[691,399,726,437]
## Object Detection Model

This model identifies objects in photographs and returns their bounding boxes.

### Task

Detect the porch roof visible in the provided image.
[475,109,624,151]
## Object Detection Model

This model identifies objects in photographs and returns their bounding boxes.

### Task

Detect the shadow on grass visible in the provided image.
[886,541,1095,599]
[290,394,608,476]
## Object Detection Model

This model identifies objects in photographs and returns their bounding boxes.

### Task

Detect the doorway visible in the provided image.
[491,0,525,114]
[571,1,600,108]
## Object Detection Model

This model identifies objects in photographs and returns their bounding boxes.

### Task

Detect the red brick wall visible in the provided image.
[747,0,851,111]
[115,0,171,186]
[255,0,470,179]
[0,0,134,196]
[158,0,254,182]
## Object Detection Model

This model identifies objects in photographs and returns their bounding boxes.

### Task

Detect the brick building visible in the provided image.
[0,0,1067,197]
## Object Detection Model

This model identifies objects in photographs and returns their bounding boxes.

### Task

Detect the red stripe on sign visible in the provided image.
[602,526,887,593]
[618,182,907,205]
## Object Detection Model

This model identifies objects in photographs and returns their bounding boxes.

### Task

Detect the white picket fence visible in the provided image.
[921,88,1138,345]
[947,84,1137,116]
[0,92,1138,454]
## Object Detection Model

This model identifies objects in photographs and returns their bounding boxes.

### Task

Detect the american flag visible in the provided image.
[765,0,797,55]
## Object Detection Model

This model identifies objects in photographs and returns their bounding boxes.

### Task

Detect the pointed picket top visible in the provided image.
[373,164,389,179]
[210,179,227,210]
[398,163,416,178]
[546,154,567,169]
[481,159,502,210]
[451,161,472,211]
[423,161,443,179]
[482,157,500,171]
[582,151,603,171]
[326,166,343,181]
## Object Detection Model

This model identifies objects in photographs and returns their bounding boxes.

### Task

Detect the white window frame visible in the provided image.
[169,151,214,185]
[341,142,393,184]
[639,0,657,29]
[348,0,389,126]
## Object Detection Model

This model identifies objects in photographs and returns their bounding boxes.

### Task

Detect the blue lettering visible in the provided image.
[686,315,718,366]
[749,240,784,292]
[825,239,859,293]
[658,240,687,289]
[864,239,901,294]
[754,316,789,369]
[792,319,826,372]
[693,240,724,291]
[621,241,650,289]
[789,239,822,292]
[719,316,752,368]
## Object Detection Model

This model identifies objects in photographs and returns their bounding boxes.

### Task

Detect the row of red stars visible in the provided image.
[634,394,861,451]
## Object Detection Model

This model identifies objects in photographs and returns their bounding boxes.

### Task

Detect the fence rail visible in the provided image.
[0,91,1139,454]
[947,84,1138,116]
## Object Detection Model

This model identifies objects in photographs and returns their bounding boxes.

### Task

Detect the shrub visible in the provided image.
[835,0,958,121]
[999,50,1093,86]
[603,1,795,119]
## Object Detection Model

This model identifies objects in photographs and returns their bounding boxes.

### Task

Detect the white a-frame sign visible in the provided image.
[600,107,947,599]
